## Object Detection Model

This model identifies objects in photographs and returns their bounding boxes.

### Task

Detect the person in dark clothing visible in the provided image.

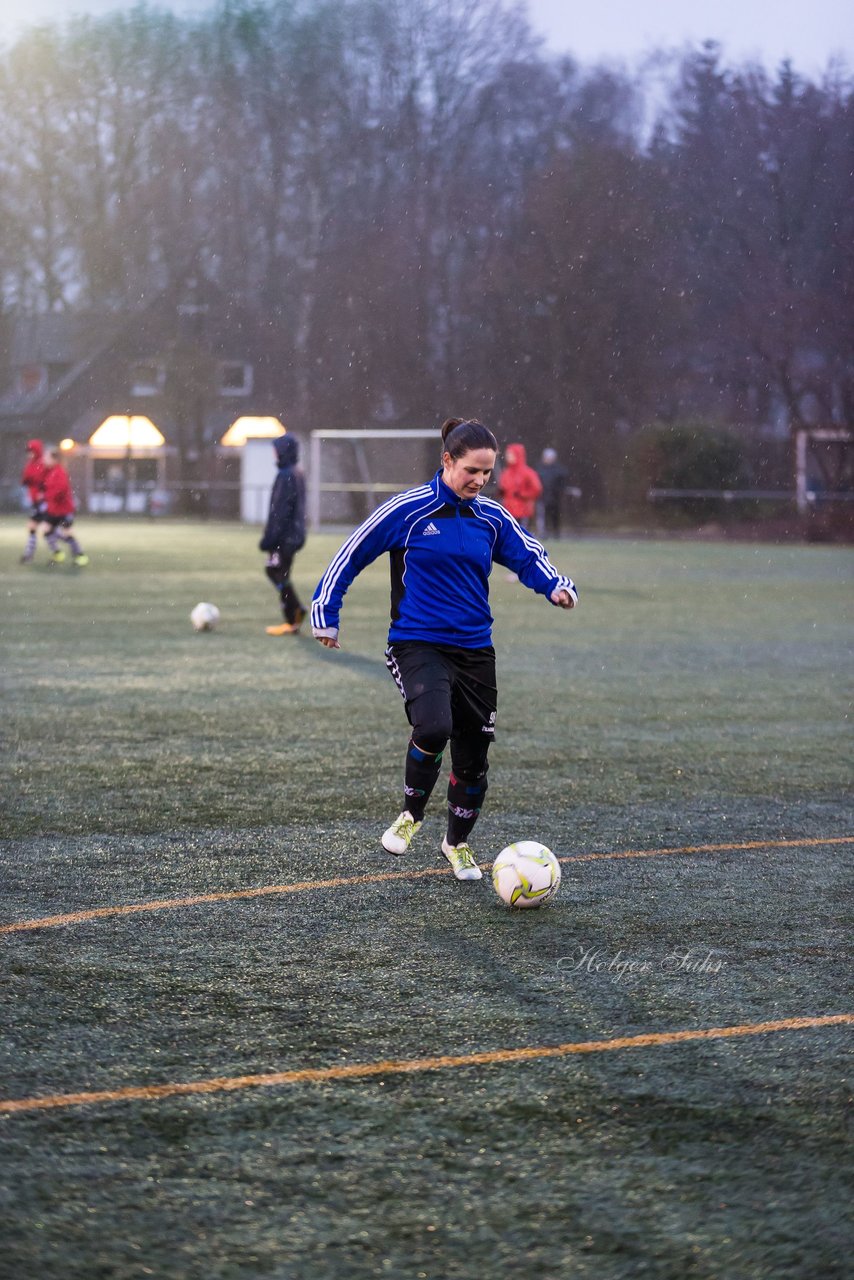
[260,434,307,635]
[537,447,570,540]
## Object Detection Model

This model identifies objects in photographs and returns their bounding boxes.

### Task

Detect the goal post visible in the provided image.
[795,428,853,515]
[307,428,439,529]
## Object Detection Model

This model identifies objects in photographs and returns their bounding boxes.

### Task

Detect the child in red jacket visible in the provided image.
[496,442,542,527]
[42,450,89,566]
[20,439,48,563]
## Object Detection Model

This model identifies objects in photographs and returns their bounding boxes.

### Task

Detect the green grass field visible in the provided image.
[1,517,852,1279]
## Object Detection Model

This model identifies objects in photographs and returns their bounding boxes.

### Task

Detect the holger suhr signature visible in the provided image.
[552,944,725,985]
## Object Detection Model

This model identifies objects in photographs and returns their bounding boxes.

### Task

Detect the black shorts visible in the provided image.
[28,503,45,521]
[385,641,497,741]
[43,516,73,532]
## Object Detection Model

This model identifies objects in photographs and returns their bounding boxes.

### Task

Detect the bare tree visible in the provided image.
[659,47,854,443]
[0,3,850,509]
[0,26,77,309]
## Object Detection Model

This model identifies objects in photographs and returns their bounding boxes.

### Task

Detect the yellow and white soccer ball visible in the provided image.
[491,841,561,908]
[190,601,221,632]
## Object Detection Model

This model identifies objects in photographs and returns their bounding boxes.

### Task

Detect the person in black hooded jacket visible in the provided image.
[259,434,307,635]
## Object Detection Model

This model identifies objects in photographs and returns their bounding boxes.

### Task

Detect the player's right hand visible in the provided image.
[550,588,576,609]
[316,635,340,649]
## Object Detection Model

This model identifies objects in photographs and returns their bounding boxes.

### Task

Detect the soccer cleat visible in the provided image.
[50,549,66,564]
[382,810,422,856]
[441,838,483,881]
[266,607,307,636]
[73,554,89,567]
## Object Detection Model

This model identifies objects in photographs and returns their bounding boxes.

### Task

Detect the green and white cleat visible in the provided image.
[74,554,89,567]
[50,549,66,564]
[441,838,483,881]
[382,810,422,856]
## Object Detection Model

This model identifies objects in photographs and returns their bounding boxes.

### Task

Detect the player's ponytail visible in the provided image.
[440,418,498,459]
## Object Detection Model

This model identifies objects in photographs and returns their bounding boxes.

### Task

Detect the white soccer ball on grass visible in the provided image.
[491,840,561,908]
[190,602,221,632]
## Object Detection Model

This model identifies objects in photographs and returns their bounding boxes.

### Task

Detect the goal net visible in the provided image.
[307,428,440,528]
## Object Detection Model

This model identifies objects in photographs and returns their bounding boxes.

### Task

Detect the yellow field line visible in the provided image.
[1,1014,849,1115]
[2,836,851,936]
[566,836,854,863]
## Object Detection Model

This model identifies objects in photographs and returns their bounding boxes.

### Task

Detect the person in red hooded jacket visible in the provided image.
[41,449,89,566]
[20,439,49,563]
[496,442,542,528]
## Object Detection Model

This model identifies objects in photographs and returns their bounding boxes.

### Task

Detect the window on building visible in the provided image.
[17,365,47,396]
[219,361,253,396]
[93,457,159,494]
[130,360,166,396]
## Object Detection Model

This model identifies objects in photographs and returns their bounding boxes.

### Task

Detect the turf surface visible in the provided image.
[0,517,851,1279]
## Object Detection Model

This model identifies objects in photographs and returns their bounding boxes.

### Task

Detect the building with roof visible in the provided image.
[0,272,291,514]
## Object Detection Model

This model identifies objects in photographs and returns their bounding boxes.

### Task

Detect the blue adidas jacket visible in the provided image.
[311,470,577,648]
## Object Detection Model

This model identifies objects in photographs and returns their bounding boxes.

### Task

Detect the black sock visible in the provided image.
[446,770,488,845]
[403,739,443,821]
[280,581,304,624]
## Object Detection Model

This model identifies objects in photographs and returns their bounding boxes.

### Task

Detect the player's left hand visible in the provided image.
[550,588,576,609]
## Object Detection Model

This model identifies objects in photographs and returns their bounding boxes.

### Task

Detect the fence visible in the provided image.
[647,488,854,504]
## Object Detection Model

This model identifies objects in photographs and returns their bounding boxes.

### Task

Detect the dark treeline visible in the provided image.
[1,0,852,503]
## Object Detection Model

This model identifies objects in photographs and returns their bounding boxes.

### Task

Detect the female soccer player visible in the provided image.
[310,418,577,881]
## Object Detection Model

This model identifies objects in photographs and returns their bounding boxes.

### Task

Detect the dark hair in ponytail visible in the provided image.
[440,417,498,460]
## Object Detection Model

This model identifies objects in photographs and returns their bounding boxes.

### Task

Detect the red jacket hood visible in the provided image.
[504,442,528,468]
[26,439,44,457]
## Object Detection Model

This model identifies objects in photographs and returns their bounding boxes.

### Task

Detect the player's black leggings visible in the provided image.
[265,547,305,623]
[386,642,497,843]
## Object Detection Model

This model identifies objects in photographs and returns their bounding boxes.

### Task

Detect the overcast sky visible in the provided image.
[527,0,853,73]
[0,0,852,74]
